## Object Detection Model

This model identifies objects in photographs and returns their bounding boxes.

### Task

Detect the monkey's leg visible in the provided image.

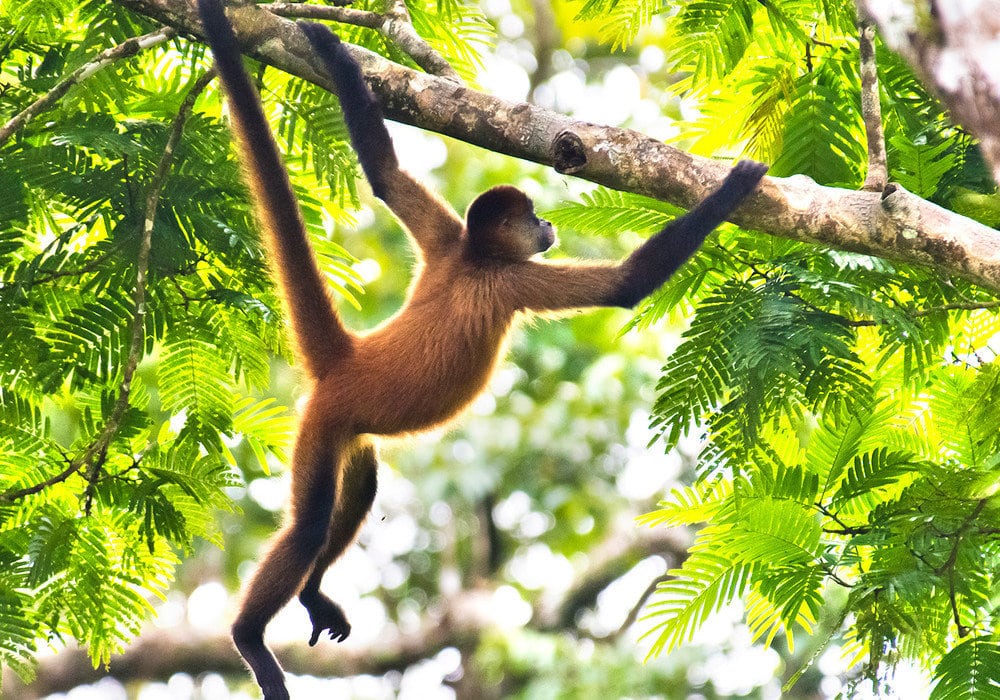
[232,432,349,700]
[298,441,378,646]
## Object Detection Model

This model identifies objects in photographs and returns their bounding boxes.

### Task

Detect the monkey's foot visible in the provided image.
[298,591,351,646]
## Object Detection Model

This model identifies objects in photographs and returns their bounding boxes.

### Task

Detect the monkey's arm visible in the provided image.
[514,160,768,312]
[298,22,464,255]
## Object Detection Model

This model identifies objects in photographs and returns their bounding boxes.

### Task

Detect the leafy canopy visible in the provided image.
[3,0,1000,697]
[554,0,1000,695]
[1,0,497,681]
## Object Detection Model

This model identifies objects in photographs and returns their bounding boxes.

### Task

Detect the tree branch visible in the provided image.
[0,26,176,146]
[114,0,1000,293]
[859,0,1000,186]
[535,520,690,631]
[1,521,690,698]
[605,572,670,642]
[264,1,461,82]
[858,19,887,192]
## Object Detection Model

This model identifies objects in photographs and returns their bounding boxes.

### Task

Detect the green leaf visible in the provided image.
[666,0,756,82]
[746,564,824,650]
[0,549,37,682]
[641,547,752,657]
[829,448,921,511]
[226,396,293,475]
[573,0,663,50]
[638,479,731,528]
[158,313,235,445]
[544,188,680,239]
[719,498,821,566]
[930,636,1000,700]
[810,404,872,496]
[889,132,957,199]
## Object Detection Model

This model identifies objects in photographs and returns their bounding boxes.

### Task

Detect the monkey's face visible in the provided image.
[466,186,556,261]
[533,215,556,254]
[499,211,556,259]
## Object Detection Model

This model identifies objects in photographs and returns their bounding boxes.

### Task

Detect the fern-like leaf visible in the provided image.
[889,133,957,199]
[930,636,1000,700]
[651,279,753,449]
[719,498,821,566]
[544,188,680,238]
[573,0,661,50]
[746,564,823,650]
[829,448,921,512]
[666,0,756,83]
[0,550,37,682]
[638,479,732,528]
[641,547,753,657]
[226,396,293,475]
[158,314,234,444]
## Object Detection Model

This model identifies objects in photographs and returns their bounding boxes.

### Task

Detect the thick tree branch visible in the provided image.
[2,524,689,699]
[114,0,1000,292]
[859,0,1000,186]
[1,594,494,699]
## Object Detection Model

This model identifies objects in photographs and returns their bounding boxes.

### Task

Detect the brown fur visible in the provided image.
[198,4,765,697]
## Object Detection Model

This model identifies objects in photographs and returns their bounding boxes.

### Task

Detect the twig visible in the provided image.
[733,252,1000,328]
[1,70,214,507]
[83,67,216,511]
[528,0,559,95]
[909,300,1000,316]
[265,2,381,28]
[264,1,461,83]
[815,502,869,537]
[605,572,670,641]
[859,20,888,192]
[0,27,176,146]
[27,239,128,287]
[934,500,986,637]
[0,456,83,503]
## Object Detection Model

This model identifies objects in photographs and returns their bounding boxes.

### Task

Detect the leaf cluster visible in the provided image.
[556,0,1000,693]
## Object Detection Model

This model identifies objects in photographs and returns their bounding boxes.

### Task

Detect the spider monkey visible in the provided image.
[197,1,766,697]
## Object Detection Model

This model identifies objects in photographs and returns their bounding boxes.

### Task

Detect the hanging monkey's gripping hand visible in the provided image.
[607,160,768,308]
[298,21,464,254]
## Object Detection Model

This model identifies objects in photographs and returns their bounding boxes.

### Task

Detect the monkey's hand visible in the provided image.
[701,159,768,213]
[299,590,351,645]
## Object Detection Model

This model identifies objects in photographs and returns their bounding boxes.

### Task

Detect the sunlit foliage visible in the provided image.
[3,0,1000,696]
[550,0,1000,694]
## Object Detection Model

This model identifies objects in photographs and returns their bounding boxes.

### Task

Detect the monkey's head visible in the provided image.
[465,185,556,261]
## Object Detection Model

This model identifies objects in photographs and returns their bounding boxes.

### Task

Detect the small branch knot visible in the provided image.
[553,130,587,174]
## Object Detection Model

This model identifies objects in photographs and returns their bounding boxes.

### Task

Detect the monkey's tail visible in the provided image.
[198,0,352,377]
